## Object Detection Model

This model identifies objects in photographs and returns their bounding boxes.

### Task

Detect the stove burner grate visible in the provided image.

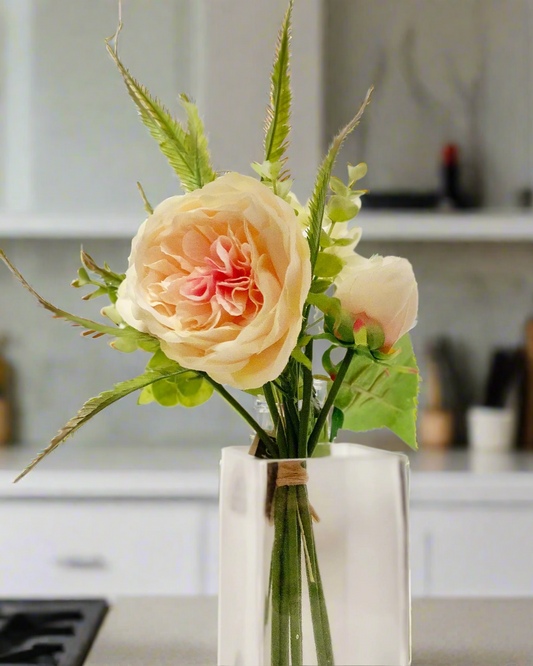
[0,600,108,666]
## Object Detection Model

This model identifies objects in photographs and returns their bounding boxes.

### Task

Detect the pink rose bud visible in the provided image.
[336,254,418,352]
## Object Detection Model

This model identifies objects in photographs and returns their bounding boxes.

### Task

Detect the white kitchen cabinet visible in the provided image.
[411,506,533,597]
[0,500,206,597]
[0,0,323,233]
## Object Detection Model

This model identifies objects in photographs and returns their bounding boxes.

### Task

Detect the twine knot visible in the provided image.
[276,461,309,487]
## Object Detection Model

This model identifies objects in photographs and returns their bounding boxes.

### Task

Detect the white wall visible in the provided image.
[326,0,532,207]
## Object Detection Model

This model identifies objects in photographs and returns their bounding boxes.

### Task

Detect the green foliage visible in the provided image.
[141,350,214,408]
[264,0,293,168]
[106,37,216,192]
[334,334,420,450]
[309,279,333,294]
[72,250,125,304]
[330,406,344,442]
[306,88,373,271]
[0,247,155,349]
[137,182,154,215]
[348,162,368,186]
[326,195,359,223]
[291,346,313,371]
[314,253,345,279]
[251,160,293,200]
[14,367,192,482]
[307,293,354,344]
[180,94,218,190]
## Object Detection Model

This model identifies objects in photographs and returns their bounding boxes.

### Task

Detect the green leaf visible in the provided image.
[175,373,214,408]
[331,406,344,442]
[101,305,123,326]
[105,38,212,192]
[73,267,91,287]
[251,160,282,181]
[291,346,313,371]
[147,349,181,373]
[180,94,217,188]
[307,293,344,323]
[0,247,153,345]
[152,378,181,407]
[326,195,359,223]
[336,334,420,450]
[329,177,351,197]
[348,162,368,186]
[310,279,333,294]
[366,322,386,351]
[137,182,154,215]
[110,337,139,354]
[307,293,354,343]
[314,253,345,279]
[14,367,191,482]
[331,237,355,248]
[138,384,155,405]
[82,287,108,301]
[264,0,293,166]
[80,250,125,287]
[319,231,335,248]
[307,87,373,270]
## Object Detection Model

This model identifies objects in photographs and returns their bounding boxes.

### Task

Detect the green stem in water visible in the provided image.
[307,348,355,457]
[296,485,334,666]
[271,487,289,666]
[288,486,303,665]
[298,341,314,458]
[205,377,277,457]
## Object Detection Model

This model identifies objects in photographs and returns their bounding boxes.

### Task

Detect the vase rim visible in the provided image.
[222,442,411,465]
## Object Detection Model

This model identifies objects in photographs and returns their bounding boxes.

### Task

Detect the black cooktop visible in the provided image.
[0,600,108,666]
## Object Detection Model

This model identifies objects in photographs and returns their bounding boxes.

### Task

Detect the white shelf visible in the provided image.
[0,214,141,239]
[358,211,533,241]
[1,210,533,241]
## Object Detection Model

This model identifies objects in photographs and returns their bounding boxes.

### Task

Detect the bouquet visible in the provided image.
[1,2,419,664]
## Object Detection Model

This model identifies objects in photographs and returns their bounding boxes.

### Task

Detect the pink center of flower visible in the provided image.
[141,220,268,332]
[180,235,260,317]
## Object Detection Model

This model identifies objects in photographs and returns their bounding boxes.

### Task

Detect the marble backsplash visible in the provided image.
[0,237,532,448]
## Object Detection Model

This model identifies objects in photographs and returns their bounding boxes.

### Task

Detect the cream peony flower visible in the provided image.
[335,254,418,351]
[116,173,311,390]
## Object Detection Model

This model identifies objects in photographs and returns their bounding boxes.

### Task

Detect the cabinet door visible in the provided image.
[412,506,533,597]
[0,500,203,597]
[0,0,322,227]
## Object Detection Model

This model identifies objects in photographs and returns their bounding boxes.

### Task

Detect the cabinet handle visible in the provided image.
[55,555,109,571]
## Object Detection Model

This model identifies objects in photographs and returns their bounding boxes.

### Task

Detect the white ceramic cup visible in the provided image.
[467,406,516,452]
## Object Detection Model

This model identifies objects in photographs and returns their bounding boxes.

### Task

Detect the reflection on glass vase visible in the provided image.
[218,443,411,666]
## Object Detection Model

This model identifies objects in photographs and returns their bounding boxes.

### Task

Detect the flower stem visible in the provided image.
[288,486,303,665]
[264,382,286,458]
[271,487,289,666]
[298,341,314,458]
[296,485,334,665]
[205,377,277,457]
[307,348,355,457]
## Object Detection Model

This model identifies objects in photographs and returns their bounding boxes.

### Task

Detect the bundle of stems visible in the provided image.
[225,342,354,666]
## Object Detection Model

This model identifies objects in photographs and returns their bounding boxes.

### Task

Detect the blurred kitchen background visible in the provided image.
[1,0,533,601]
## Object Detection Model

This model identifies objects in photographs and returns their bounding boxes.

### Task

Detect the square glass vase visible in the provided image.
[218,444,411,666]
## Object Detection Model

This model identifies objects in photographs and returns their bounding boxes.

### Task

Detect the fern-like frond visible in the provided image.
[180,94,217,188]
[264,0,293,167]
[307,87,373,270]
[105,40,209,192]
[0,248,150,344]
[14,368,190,482]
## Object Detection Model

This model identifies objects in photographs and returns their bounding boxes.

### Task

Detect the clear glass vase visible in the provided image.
[218,444,411,666]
